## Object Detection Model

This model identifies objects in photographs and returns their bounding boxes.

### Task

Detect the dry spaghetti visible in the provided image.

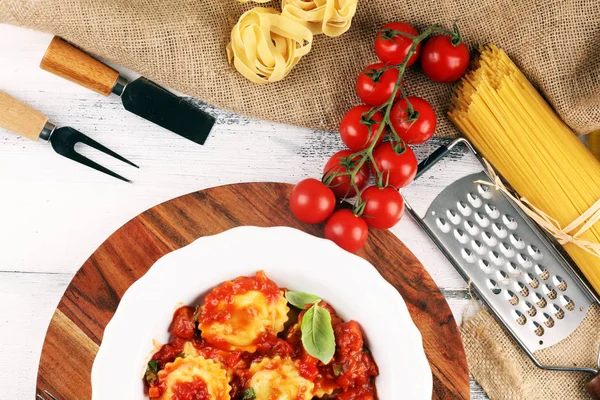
[449,45,600,294]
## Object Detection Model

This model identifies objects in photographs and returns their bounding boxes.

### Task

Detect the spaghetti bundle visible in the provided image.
[449,45,600,294]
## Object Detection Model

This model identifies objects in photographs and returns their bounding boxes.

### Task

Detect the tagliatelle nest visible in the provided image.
[226,7,313,84]
[281,0,359,37]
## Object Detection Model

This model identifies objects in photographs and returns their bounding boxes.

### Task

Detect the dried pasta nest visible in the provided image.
[281,0,359,37]
[226,8,313,84]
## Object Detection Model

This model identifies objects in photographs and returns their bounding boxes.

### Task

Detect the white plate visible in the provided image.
[91,226,432,399]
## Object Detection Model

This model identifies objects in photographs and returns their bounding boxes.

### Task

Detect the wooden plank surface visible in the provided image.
[0,25,488,399]
[36,182,469,399]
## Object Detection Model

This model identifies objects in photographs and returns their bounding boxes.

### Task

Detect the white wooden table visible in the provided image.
[0,25,487,399]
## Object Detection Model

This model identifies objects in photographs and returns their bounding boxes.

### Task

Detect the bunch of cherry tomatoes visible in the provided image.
[290,21,470,253]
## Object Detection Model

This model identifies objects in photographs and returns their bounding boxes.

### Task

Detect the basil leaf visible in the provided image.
[285,291,321,309]
[175,352,187,359]
[145,360,159,384]
[148,360,159,373]
[242,388,256,400]
[301,304,336,364]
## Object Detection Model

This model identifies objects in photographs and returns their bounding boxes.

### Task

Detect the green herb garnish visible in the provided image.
[241,388,256,400]
[301,304,336,364]
[175,352,187,359]
[144,360,159,384]
[285,291,321,309]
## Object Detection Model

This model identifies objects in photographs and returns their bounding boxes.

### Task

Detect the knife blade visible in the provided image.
[40,37,215,145]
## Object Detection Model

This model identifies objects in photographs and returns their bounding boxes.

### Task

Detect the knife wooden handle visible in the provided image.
[40,37,120,97]
[588,374,600,400]
[0,91,48,141]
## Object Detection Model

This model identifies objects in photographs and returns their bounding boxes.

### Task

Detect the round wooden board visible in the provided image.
[36,182,469,399]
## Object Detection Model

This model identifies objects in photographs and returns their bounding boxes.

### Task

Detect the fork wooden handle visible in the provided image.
[588,374,600,400]
[40,37,120,97]
[0,91,48,141]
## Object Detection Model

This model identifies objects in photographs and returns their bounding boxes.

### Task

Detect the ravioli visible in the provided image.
[247,356,314,400]
[156,356,231,400]
[198,272,289,352]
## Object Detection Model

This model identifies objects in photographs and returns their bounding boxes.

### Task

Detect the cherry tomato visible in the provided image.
[372,142,417,189]
[374,22,421,66]
[356,63,401,107]
[323,150,370,198]
[339,106,385,152]
[390,96,437,145]
[361,186,405,229]
[290,178,336,224]
[421,35,470,83]
[324,209,369,253]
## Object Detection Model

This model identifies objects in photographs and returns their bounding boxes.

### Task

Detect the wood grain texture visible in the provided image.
[0,91,47,140]
[36,182,469,399]
[40,37,119,96]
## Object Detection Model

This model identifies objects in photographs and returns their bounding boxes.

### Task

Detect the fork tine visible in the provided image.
[67,151,132,183]
[36,390,59,400]
[45,390,58,400]
[75,133,139,169]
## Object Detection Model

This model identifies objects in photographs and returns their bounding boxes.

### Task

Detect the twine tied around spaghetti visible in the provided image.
[475,158,600,258]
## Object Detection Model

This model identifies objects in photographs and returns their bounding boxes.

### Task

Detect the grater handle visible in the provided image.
[588,375,600,399]
[416,144,451,179]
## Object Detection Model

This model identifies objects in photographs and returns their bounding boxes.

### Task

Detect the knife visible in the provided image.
[40,37,215,145]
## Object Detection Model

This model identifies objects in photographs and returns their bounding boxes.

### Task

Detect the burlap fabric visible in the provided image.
[1,0,599,136]
[462,304,600,399]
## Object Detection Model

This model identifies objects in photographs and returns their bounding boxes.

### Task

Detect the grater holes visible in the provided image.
[482,231,498,246]
[543,284,557,300]
[492,223,508,238]
[553,276,567,291]
[461,248,477,263]
[525,273,539,288]
[446,209,462,225]
[464,220,480,235]
[560,295,575,311]
[496,270,510,285]
[533,292,547,308]
[532,321,545,336]
[467,193,483,208]
[436,218,451,233]
[478,184,493,199]
[489,251,504,266]
[454,229,469,244]
[551,304,565,320]
[509,234,525,249]
[479,259,494,274]
[499,242,515,257]
[523,301,537,316]
[543,313,555,328]
[471,240,486,255]
[505,290,520,305]
[486,279,502,295]
[527,245,543,260]
[502,214,518,230]
[474,212,490,227]
[457,201,472,216]
[507,262,521,277]
[484,203,500,219]
[535,265,550,280]
[514,281,529,297]
[517,253,533,268]
[513,309,526,325]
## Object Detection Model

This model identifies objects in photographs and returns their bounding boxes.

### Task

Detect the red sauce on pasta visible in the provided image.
[171,378,209,400]
[146,271,379,399]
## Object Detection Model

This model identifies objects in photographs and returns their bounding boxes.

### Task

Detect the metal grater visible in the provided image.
[405,138,600,378]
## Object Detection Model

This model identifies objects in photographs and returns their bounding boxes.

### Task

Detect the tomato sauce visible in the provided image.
[146,273,378,399]
[171,378,209,400]
[198,270,281,326]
